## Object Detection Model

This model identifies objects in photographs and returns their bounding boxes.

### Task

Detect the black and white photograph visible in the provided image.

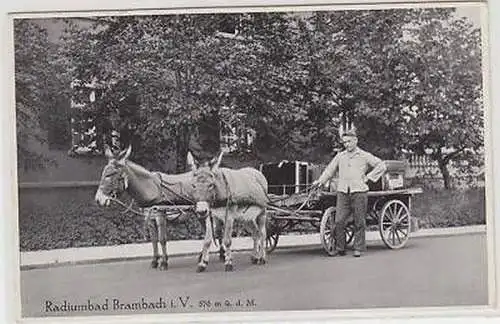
[6,0,496,322]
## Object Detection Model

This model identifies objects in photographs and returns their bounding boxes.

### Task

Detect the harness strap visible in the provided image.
[150,173,197,219]
[210,212,218,249]
[221,170,232,223]
[214,170,233,250]
[155,172,196,204]
[109,197,144,216]
[266,184,319,214]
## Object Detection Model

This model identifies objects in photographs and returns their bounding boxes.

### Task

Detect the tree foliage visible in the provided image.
[16,8,484,188]
[14,19,71,170]
[399,9,484,188]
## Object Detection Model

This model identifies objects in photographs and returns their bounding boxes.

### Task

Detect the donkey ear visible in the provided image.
[209,151,224,170]
[186,151,197,171]
[117,145,132,163]
[104,145,114,160]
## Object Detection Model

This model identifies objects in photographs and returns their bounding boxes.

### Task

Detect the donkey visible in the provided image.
[94,145,199,270]
[187,151,269,272]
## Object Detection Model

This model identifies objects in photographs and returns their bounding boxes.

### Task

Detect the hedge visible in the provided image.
[17,186,486,252]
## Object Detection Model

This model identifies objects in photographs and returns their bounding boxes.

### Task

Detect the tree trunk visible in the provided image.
[437,158,451,189]
[176,124,190,173]
[188,111,221,164]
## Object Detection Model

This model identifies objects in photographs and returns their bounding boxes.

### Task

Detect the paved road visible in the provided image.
[20,233,488,318]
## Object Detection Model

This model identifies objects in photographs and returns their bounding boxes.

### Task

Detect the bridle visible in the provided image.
[192,169,226,248]
[100,167,197,220]
[98,166,141,215]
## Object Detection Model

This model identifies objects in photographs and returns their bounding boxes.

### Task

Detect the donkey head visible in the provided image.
[186,151,224,218]
[94,145,132,207]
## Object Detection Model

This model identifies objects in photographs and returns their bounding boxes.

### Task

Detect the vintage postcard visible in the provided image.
[3,0,498,323]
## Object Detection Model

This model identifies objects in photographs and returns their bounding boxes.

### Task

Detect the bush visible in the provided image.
[18,187,205,252]
[412,187,486,228]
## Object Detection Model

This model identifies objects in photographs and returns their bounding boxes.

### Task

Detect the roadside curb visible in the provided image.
[20,225,486,270]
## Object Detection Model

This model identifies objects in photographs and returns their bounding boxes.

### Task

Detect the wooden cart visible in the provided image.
[262,160,423,254]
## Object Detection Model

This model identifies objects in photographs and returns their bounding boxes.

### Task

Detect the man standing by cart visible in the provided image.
[312,126,386,257]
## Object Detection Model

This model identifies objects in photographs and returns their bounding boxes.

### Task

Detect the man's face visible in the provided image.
[342,135,358,152]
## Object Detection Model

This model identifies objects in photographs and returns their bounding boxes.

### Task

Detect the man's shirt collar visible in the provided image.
[343,147,362,156]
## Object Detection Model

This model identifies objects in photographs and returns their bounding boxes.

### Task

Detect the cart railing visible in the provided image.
[319,187,424,198]
[267,184,312,196]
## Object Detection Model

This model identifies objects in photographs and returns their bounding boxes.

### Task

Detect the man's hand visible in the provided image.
[311,180,322,189]
[309,180,323,199]
[362,175,369,183]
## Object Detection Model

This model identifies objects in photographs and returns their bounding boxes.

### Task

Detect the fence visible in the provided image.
[19,181,99,189]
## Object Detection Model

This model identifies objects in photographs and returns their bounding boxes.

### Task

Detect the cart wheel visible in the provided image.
[320,207,336,255]
[320,207,355,254]
[379,199,411,249]
[345,222,355,246]
[266,232,279,253]
[265,216,280,253]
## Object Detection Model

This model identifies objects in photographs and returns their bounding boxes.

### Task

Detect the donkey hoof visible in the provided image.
[151,260,159,269]
[159,261,168,271]
[225,264,234,272]
[250,256,259,264]
[196,265,207,273]
[258,258,267,265]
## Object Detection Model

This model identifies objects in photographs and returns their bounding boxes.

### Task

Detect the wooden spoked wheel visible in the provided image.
[265,215,280,253]
[379,199,411,249]
[320,207,355,255]
[345,222,355,247]
[320,207,336,255]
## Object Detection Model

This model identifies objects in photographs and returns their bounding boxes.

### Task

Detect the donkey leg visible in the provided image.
[216,219,225,262]
[147,218,160,269]
[197,216,213,273]
[256,209,267,265]
[223,216,235,272]
[157,214,168,271]
[247,220,260,264]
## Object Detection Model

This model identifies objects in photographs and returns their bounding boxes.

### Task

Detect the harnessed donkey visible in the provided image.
[187,151,269,272]
[94,146,196,270]
[94,145,227,270]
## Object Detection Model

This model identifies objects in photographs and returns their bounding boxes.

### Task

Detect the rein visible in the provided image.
[295,186,320,211]
[157,173,195,205]
[218,171,234,250]
[108,197,145,216]
[142,172,197,218]
[102,164,196,221]
[266,184,320,215]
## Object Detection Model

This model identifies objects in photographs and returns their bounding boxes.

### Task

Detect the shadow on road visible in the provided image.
[273,241,420,258]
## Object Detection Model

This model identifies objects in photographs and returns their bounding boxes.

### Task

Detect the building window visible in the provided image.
[219,107,255,153]
[68,80,117,156]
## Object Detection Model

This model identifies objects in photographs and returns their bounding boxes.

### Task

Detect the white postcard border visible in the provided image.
[1,1,498,323]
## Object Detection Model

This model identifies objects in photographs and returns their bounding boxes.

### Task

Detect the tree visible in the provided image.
[56,8,483,187]
[61,15,242,172]
[14,19,70,170]
[398,9,483,188]
[300,8,483,188]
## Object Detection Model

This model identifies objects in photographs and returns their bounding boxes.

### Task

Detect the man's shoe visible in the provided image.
[353,250,362,257]
[330,250,346,257]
